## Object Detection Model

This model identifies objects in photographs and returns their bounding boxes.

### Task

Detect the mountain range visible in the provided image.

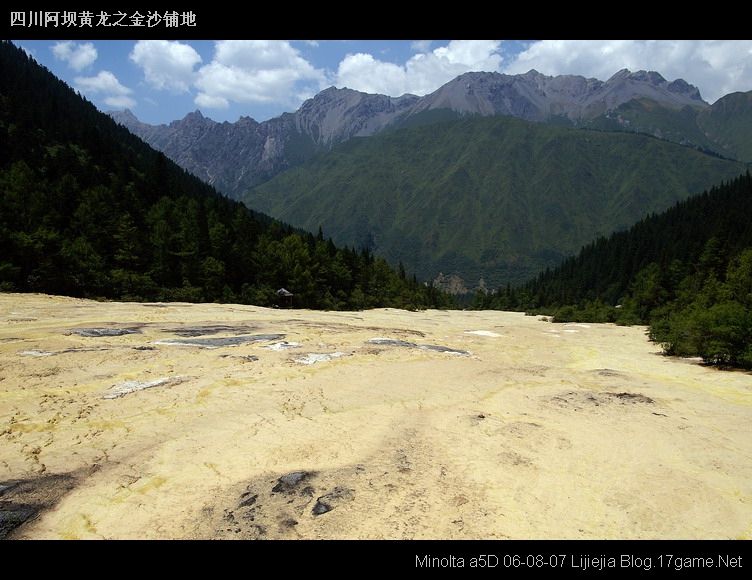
[111,68,737,201]
[111,68,752,289]
[245,115,747,288]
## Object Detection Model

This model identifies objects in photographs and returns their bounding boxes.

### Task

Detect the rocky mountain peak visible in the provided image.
[113,108,138,121]
[177,109,216,125]
[627,70,667,84]
[605,68,704,103]
[667,78,703,100]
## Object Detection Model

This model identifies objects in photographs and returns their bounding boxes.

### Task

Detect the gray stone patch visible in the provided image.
[367,338,417,348]
[219,354,259,362]
[103,376,187,399]
[166,324,259,337]
[69,327,141,337]
[20,347,111,357]
[154,334,284,348]
[272,471,315,494]
[366,338,469,356]
[312,486,355,516]
[419,344,469,355]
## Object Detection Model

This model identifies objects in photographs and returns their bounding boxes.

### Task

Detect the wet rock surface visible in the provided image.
[165,324,259,337]
[153,334,284,348]
[19,347,111,357]
[68,327,142,337]
[366,338,469,355]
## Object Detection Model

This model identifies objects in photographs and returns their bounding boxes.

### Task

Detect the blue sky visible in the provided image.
[16,40,752,125]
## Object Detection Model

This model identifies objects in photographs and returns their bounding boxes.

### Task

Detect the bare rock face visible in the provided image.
[410,69,706,122]
[109,69,707,200]
[294,87,419,146]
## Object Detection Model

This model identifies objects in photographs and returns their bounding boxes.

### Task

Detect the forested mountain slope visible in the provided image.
[246,115,747,287]
[0,41,448,310]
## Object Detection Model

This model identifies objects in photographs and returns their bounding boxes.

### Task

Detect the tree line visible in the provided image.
[475,172,752,368]
[0,41,452,311]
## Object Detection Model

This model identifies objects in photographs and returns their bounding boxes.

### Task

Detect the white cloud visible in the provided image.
[195,92,229,109]
[130,40,201,92]
[336,53,407,95]
[410,40,432,53]
[194,40,326,109]
[51,41,97,71]
[74,70,135,109]
[504,40,752,103]
[335,40,503,96]
[104,95,137,108]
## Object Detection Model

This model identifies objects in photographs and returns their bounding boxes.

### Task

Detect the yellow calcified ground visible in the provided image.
[0,293,751,540]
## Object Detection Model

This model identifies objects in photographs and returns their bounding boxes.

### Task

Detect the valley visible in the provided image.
[3,39,752,543]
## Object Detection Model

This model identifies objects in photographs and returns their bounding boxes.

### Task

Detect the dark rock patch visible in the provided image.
[272,471,314,494]
[312,487,355,517]
[367,338,417,348]
[219,354,259,362]
[366,338,469,355]
[166,324,259,337]
[595,368,627,377]
[311,500,331,515]
[0,506,36,538]
[0,472,78,539]
[552,390,655,409]
[21,346,123,357]
[210,466,363,538]
[238,492,258,508]
[419,344,469,355]
[155,334,284,348]
[0,483,18,495]
[69,327,142,337]
[606,392,654,404]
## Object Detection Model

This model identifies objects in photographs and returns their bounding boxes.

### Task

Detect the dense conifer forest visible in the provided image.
[0,41,451,310]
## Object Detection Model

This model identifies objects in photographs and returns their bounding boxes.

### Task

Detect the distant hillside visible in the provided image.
[0,41,448,310]
[111,68,710,200]
[586,91,752,162]
[245,115,748,288]
[697,91,752,162]
[486,173,752,368]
